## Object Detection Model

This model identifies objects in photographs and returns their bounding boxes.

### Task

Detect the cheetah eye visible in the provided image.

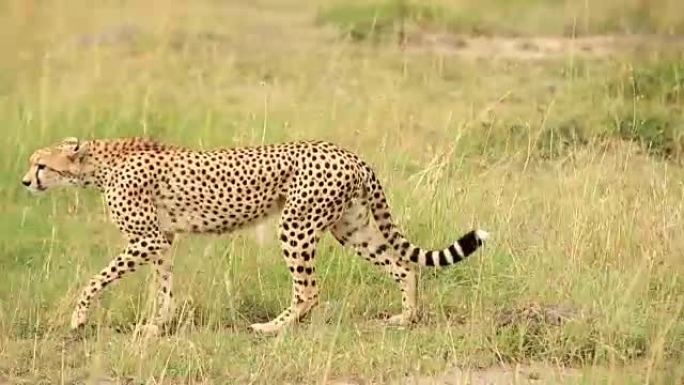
[37,164,46,170]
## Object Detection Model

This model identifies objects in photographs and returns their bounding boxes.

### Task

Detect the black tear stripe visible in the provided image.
[457,230,482,256]
[35,168,43,190]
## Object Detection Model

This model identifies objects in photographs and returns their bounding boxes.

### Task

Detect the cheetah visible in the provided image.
[21,137,488,333]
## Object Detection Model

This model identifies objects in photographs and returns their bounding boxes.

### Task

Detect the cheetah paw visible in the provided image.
[135,324,161,338]
[386,313,417,326]
[70,309,87,330]
[249,322,283,334]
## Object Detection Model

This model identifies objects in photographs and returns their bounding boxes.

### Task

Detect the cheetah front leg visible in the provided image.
[250,218,320,334]
[151,258,174,327]
[149,233,176,331]
[70,236,171,330]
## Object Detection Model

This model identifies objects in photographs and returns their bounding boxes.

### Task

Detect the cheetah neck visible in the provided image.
[78,138,174,190]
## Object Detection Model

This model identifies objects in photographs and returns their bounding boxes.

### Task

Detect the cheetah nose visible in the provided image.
[21,179,31,187]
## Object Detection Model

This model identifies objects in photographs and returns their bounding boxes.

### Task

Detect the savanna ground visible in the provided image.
[0,0,683,384]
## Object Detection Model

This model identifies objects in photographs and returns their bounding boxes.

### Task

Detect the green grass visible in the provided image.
[1,0,683,384]
[318,0,684,39]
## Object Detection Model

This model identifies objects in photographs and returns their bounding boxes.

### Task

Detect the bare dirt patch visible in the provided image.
[405,363,582,385]
[327,364,581,385]
[405,33,684,59]
[495,303,584,328]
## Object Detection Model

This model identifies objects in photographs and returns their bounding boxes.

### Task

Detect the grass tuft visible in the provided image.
[317,0,445,43]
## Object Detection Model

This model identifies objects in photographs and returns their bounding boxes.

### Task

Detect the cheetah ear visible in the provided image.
[62,137,89,160]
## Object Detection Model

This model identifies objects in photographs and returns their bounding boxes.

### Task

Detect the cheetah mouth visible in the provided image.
[24,185,47,194]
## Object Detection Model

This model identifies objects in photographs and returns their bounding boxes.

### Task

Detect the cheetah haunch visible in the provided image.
[22,137,488,333]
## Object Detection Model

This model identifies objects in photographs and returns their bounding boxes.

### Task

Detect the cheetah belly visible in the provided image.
[157,195,283,234]
[156,154,291,234]
[157,206,196,233]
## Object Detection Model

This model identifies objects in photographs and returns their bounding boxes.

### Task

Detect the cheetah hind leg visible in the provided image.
[249,220,320,334]
[330,200,418,326]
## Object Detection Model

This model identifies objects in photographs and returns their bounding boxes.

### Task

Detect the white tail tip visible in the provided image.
[475,229,490,241]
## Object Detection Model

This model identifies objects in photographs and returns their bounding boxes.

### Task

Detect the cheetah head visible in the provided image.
[21,137,90,193]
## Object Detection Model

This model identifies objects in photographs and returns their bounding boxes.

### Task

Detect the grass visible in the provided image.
[318,0,684,40]
[1,0,683,384]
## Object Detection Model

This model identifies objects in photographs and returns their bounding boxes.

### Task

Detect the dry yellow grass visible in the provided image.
[0,0,682,384]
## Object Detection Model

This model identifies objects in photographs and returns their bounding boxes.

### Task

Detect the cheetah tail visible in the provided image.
[363,166,489,267]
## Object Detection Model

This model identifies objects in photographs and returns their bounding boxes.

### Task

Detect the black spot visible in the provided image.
[409,247,420,262]
[376,244,388,254]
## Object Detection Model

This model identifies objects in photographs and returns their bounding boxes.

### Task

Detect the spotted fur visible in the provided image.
[22,137,488,333]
